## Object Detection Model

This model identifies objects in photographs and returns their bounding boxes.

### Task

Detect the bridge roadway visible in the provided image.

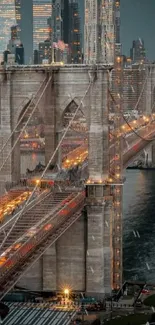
[0,191,85,298]
[0,119,155,297]
[62,119,155,172]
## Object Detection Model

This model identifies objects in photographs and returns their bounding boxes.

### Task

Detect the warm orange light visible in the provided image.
[116,56,121,63]
[64,288,69,295]
[36,179,40,185]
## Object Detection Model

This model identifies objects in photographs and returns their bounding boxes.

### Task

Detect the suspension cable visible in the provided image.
[0,74,94,251]
[0,77,47,155]
[134,68,149,111]
[0,76,51,173]
[109,90,155,142]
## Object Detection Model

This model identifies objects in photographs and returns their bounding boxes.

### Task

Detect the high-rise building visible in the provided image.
[20,0,33,64]
[38,40,51,64]
[15,0,21,31]
[63,0,69,44]
[114,0,121,56]
[33,0,52,51]
[130,39,146,64]
[0,0,16,54]
[4,24,24,65]
[68,0,82,63]
[51,0,63,43]
[51,0,82,63]
[84,0,115,64]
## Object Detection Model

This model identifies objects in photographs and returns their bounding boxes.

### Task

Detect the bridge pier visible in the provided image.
[85,67,113,296]
[42,245,57,291]
[86,186,113,296]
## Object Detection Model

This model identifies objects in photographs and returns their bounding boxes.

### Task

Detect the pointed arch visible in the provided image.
[61,99,85,128]
[17,98,43,130]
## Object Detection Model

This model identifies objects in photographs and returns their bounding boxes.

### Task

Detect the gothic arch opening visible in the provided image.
[61,100,88,156]
[62,99,87,131]
[17,99,45,176]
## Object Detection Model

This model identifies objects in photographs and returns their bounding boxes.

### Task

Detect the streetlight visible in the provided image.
[64,288,70,299]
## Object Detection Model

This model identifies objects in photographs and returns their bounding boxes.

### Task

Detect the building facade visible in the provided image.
[68,0,82,63]
[15,0,21,33]
[130,39,146,64]
[84,0,115,64]
[33,0,52,51]
[114,0,121,56]
[52,0,63,43]
[0,0,16,55]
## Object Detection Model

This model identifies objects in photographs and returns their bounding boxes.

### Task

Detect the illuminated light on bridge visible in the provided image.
[60,115,155,173]
[0,191,31,223]
[64,288,70,296]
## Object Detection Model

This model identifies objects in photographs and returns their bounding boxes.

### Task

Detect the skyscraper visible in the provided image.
[68,0,82,63]
[84,0,115,64]
[130,39,146,64]
[114,0,121,55]
[15,0,21,30]
[20,0,33,64]
[52,0,63,43]
[33,0,52,51]
[0,0,16,54]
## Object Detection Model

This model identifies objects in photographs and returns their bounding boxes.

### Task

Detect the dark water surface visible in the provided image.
[123,170,155,282]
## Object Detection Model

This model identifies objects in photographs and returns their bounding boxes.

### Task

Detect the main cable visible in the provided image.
[0,74,94,251]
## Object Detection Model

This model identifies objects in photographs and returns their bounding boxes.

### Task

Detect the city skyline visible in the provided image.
[121,0,155,60]
[0,1,155,62]
[0,0,16,54]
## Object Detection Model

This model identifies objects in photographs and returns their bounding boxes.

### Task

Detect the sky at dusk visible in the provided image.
[120,0,155,60]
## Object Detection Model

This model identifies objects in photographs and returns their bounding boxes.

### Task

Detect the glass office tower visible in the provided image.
[0,0,16,53]
[33,0,52,50]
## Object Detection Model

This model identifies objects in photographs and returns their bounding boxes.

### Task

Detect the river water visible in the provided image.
[123,170,155,282]
[21,153,155,282]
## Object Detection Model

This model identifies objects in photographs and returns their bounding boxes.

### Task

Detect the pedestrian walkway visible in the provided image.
[3,302,76,325]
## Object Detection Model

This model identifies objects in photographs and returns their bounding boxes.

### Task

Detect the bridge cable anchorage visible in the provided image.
[0,75,94,251]
[0,76,51,173]
[109,90,155,142]
[0,76,47,155]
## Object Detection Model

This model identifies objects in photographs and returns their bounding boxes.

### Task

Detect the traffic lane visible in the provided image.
[3,303,76,325]
[123,129,155,168]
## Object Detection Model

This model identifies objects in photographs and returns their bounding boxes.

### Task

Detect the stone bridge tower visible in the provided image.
[84,0,122,295]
